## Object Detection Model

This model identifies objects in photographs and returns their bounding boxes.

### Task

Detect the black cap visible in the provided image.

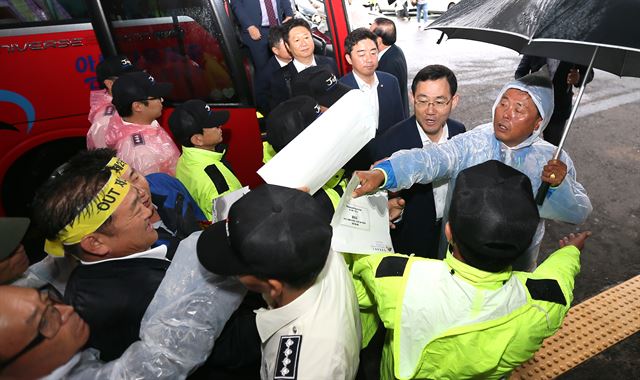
[111,72,173,113]
[96,55,139,86]
[0,217,29,260]
[292,66,351,107]
[169,99,230,147]
[449,160,540,272]
[266,96,321,152]
[197,184,332,285]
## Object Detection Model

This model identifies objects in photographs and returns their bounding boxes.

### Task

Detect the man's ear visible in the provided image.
[450,94,460,112]
[267,279,285,301]
[190,133,203,147]
[104,79,115,93]
[79,233,110,258]
[131,101,144,113]
[534,116,543,131]
[345,53,353,66]
[444,222,453,242]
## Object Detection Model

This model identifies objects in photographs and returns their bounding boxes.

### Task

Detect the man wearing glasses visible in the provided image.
[372,65,466,259]
[0,286,89,379]
[355,68,592,271]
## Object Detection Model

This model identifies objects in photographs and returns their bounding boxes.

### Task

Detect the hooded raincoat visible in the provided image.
[105,116,180,176]
[374,78,592,270]
[86,90,117,149]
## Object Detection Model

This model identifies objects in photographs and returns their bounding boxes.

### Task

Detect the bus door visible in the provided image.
[95,0,263,187]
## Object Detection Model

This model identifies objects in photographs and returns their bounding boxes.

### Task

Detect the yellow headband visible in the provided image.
[44,157,131,256]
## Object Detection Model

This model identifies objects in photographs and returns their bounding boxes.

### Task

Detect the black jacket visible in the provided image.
[64,257,169,361]
[373,116,466,258]
[268,55,339,110]
[377,44,409,117]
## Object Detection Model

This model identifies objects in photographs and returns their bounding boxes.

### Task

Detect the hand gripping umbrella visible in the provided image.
[427,0,640,203]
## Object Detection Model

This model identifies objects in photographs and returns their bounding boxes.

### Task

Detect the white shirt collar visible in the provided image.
[352,71,379,90]
[293,56,317,73]
[378,45,391,60]
[276,56,291,67]
[416,120,449,146]
[254,252,333,343]
[80,245,168,265]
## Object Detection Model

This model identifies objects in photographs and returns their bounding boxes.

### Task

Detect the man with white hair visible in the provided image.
[353,68,592,271]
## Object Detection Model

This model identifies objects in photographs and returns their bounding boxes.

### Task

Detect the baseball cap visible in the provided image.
[197,184,332,285]
[449,160,540,272]
[111,72,173,113]
[96,55,139,86]
[292,66,351,107]
[266,96,321,152]
[169,99,230,147]
[0,217,30,260]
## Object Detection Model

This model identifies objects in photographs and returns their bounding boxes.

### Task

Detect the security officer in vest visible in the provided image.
[263,95,346,220]
[352,160,591,379]
[169,100,243,221]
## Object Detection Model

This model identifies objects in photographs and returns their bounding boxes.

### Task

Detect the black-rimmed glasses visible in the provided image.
[0,286,64,368]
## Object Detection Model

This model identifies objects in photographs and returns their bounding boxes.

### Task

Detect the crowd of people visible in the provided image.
[0,6,595,380]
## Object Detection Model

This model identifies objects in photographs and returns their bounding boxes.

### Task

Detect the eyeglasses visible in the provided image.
[1,286,64,368]
[415,97,452,110]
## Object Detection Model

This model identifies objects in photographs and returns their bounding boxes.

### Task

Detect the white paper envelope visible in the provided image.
[211,186,250,222]
[257,90,377,194]
[331,176,394,255]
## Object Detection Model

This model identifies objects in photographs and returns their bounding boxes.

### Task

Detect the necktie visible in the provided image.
[264,0,278,26]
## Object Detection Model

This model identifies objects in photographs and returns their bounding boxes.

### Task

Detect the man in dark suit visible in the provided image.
[371,17,409,117]
[515,55,594,146]
[255,25,291,116]
[339,28,406,136]
[374,65,466,258]
[230,0,293,71]
[268,18,338,110]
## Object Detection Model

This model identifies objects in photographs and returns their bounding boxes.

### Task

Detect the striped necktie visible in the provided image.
[264,0,278,26]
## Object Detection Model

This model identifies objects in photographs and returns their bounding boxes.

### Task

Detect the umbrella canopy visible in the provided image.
[429,0,640,77]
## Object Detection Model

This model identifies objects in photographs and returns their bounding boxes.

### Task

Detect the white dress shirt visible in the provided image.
[416,121,450,219]
[256,250,361,379]
[293,56,318,73]
[80,245,168,265]
[352,71,380,129]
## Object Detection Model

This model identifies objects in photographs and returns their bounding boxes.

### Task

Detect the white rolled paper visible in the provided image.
[257,90,377,194]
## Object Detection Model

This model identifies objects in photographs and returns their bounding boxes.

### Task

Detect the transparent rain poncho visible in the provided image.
[378,75,592,270]
[66,231,246,379]
[105,116,180,176]
[86,90,117,150]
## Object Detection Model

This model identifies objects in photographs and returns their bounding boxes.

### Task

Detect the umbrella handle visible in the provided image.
[535,181,551,205]
[537,46,599,206]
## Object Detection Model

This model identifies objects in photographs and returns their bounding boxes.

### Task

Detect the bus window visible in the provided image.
[100,0,239,105]
[0,0,86,24]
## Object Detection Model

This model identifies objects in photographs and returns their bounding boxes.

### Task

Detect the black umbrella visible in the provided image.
[427,0,640,203]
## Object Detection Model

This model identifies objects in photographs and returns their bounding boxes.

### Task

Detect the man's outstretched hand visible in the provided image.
[558,231,592,251]
[352,170,386,198]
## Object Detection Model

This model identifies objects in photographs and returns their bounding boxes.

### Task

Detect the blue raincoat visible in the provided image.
[375,78,592,270]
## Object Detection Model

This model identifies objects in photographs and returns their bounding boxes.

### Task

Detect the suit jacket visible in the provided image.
[374,116,466,258]
[255,56,286,115]
[230,0,293,30]
[339,71,407,135]
[515,55,594,120]
[268,55,339,110]
[377,44,409,117]
[64,258,170,361]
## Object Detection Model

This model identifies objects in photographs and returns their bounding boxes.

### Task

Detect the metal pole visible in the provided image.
[554,46,599,158]
[535,46,598,205]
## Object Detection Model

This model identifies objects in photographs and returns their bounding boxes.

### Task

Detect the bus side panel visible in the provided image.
[0,27,100,128]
